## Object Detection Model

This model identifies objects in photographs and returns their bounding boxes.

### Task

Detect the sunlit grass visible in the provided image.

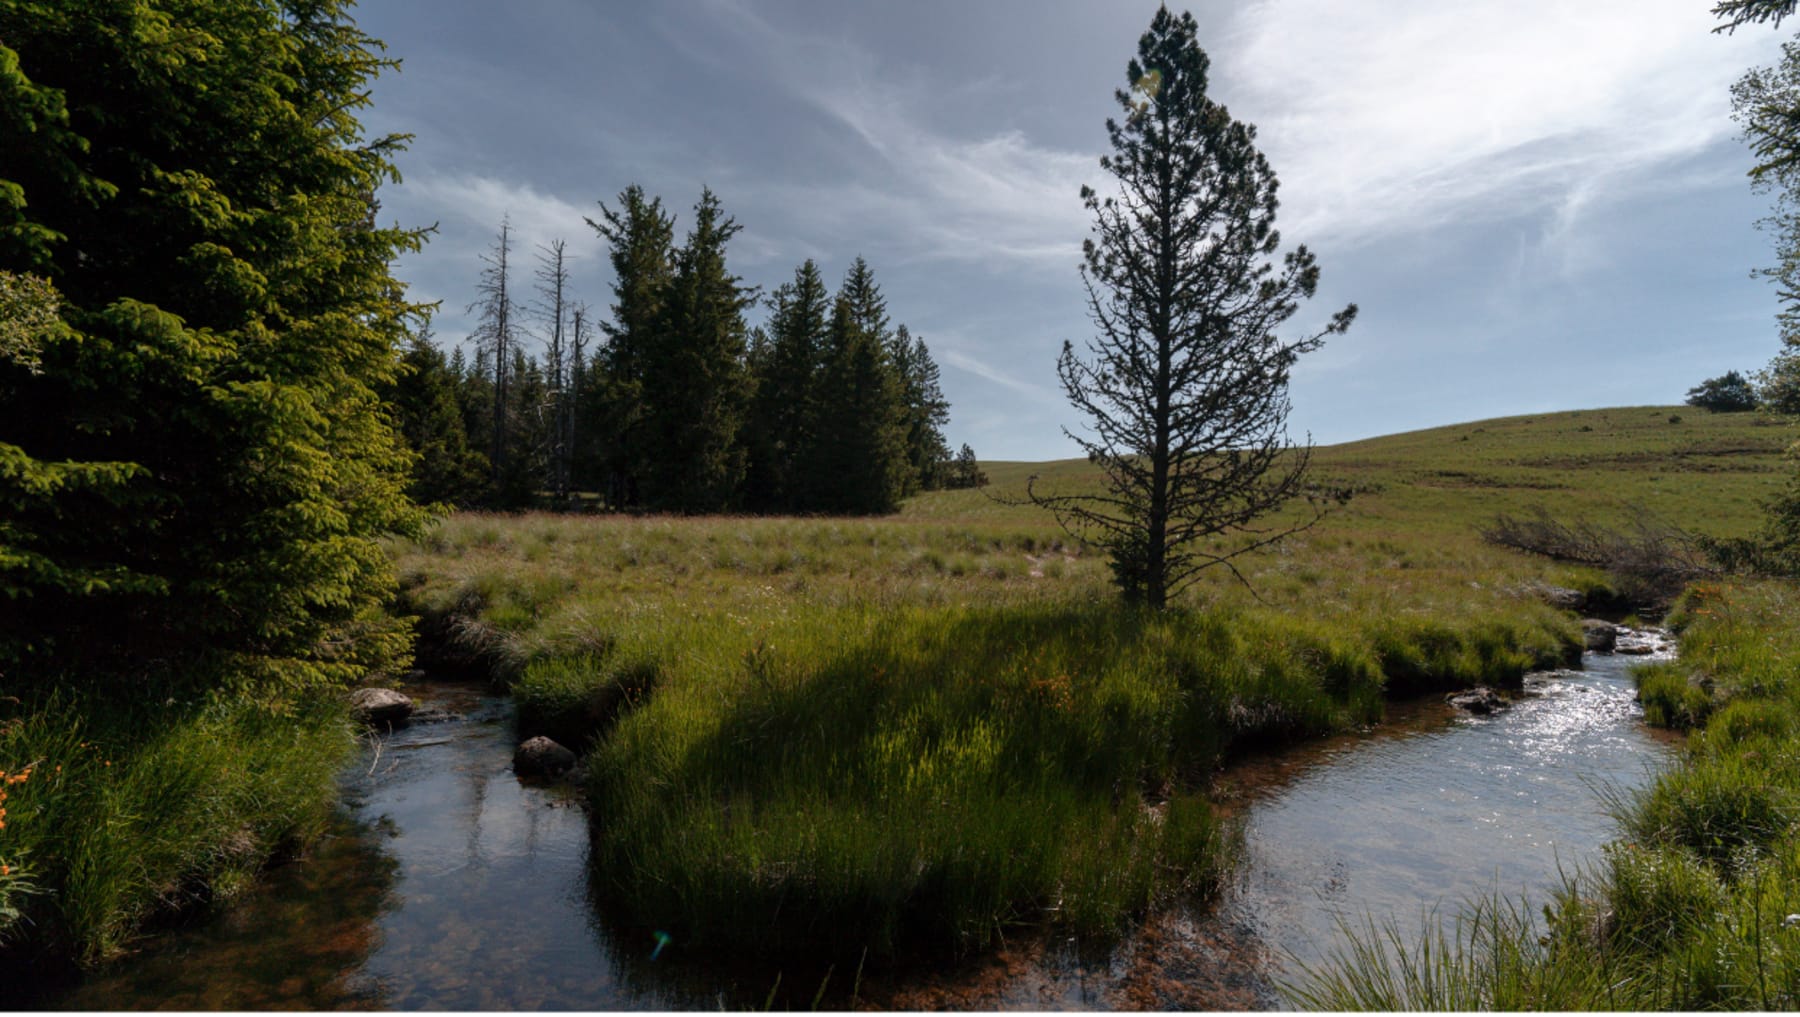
[0,694,354,964]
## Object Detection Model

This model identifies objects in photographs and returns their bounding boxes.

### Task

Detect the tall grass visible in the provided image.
[0,692,354,965]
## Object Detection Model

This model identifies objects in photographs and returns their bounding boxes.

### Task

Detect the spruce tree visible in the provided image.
[587,185,675,508]
[810,262,910,514]
[388,324,489,507]
[640,188,755,512]
[891,325,953,492]
[746,259,831,510]
[0,0,427,692]
[1030,7,1354,608]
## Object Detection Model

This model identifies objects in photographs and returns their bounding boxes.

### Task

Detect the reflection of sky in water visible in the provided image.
[1228,647,1677,974]
[342,710,631,1010]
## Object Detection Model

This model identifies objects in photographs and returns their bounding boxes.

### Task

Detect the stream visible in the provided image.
[29,633,1679,1010]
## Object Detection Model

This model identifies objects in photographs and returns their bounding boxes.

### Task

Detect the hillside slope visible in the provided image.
[912,405,1794,542]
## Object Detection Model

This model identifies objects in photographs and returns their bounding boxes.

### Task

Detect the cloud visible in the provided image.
[697,0,1096,270]
[1221,0,1784,250]
[383,173,609,341]
[404,173,605,262]
[937,344,1059,401]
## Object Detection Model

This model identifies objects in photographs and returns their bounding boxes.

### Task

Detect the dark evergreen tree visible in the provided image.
[1714,0,1795,33]
[0,0,427,692]
[1027,8,1355,608]
[891,325,953,492]
[389,324,489,506]
[950,443,988,489]
[638,188,755,512]
[745,259,832,510]
[495,348,551,506]
[1686,371,1759,412]
[456,344,496,498]
[587,186,676,508]
[809,263,910,514]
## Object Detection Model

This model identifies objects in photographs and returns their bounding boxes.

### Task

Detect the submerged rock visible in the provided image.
[1581,619,1618,653]
[514,736,577,777]
[351,687,413,727]
[1446,686,1509,715]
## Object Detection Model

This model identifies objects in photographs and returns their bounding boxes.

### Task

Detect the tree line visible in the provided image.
[390,187,986,515]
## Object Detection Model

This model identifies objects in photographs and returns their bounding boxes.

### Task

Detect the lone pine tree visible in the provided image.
[1032,7,1355,608]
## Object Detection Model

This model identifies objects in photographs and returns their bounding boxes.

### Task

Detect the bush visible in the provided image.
[1685,371,1758,412]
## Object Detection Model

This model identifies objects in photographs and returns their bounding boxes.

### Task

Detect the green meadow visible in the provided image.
[7,404,1792,972]
[389,404,1795,964]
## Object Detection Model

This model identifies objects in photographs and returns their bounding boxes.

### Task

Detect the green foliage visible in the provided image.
[638,189,754,512]
[744,260,831,511]
[0,691,355,963]
[1037,7,1355,608]
[806,259,912,514]
[387,326,489,507]
[586,185,677,509]
[1685,369,1759,411]
[0,0,426,695]
[0,270,58,373]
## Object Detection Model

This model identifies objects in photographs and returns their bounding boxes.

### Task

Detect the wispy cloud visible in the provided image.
[938,344,1059,401]
[695,0,1095,270]
[1223,0,1783,251]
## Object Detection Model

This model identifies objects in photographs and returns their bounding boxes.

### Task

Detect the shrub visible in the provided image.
[1685,371,1758,412]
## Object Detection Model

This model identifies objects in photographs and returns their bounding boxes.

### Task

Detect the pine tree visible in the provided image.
[639,188,755,512]
[951,443,988,489]
[587,185,676,508]
[388,323,489,507]
[496,348,551,505]
[1029,7,1355,608]
[891,325,953,492]
[0,0,427,692]
[810,262,910,514]
[746,259,832,510]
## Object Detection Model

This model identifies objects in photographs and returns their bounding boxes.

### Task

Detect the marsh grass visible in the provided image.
[0,692,353,964]
[396,521,1579,961]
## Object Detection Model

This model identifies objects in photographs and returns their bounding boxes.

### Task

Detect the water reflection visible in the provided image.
[1225,650,1676,977]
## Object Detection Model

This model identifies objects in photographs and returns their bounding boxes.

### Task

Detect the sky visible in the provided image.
[351,0,1793,461]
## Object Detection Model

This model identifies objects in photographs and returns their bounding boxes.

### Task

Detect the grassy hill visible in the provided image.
[915,405,1793,541]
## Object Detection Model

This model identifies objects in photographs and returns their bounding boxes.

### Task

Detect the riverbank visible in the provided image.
[1290,579,1800,1009]
[0,689,356,986]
